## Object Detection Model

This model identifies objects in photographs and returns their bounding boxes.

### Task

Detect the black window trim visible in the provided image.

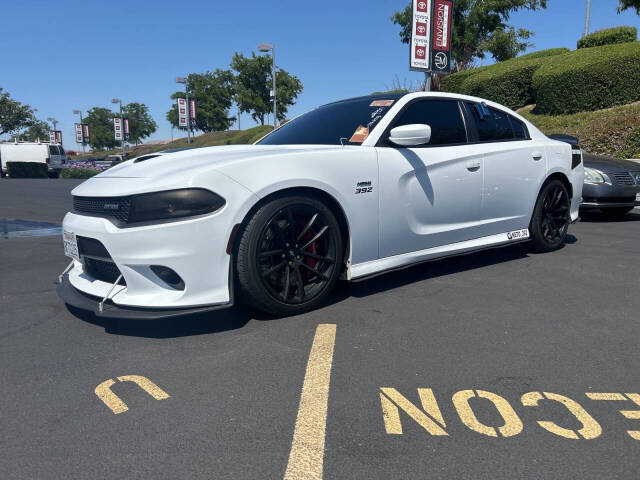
[376,97,470,149]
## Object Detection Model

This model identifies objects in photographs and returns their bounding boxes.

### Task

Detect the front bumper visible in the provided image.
[580,182,640,209]
[58,275,232,319]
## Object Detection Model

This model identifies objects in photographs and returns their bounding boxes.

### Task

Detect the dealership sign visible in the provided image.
[410,0,454,74]
[49,130,63,145]
[177,98,188,128]
[189,99,197,129]
[75,124,83,143]
[113,117,123,141]
[82,124,90,143]
[123,118,130,141]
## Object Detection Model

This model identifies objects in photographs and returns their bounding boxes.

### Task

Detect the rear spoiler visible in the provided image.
[548,134,582,169]
[548,134,579,147]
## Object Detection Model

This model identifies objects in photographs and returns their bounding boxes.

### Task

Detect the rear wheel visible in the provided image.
[236,195,343,316]
[530,180,570,252]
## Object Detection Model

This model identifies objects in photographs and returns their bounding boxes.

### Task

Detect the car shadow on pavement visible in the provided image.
[579,210,640,223]
[331,239,575,303]
[66,304,254,339]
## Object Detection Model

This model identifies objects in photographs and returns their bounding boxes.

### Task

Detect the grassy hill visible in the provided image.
[519,102,640,158]
[76,125,273,160]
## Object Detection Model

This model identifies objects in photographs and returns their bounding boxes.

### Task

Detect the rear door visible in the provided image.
[463,102,546,234]
[49,145,62,169]
[376,98,484,257]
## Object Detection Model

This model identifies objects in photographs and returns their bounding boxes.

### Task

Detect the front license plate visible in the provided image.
[63,230,80,261]
[636,193,640,202]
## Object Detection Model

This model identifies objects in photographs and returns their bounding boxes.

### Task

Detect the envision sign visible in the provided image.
[410,0,454,74]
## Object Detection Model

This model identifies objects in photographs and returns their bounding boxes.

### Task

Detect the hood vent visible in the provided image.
[134,154,162,163]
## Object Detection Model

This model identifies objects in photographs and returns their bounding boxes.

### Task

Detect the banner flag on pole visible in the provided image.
[177,98,188,128]
[75,124,83,144]
[113,118,123,141]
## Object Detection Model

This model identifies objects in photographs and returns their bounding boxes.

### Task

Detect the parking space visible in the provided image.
[1,180,639,479]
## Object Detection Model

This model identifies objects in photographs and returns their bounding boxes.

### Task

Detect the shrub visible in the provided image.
[6,162,49,178]
[60,166,102,179]
[532,42,640,114]
[577,26,638,49]
[515,48,571,61]
[441,49,569,96]
[620,126,640,159]
[441,66,489,93]
[226,125,273,145]
[461,57,548,110]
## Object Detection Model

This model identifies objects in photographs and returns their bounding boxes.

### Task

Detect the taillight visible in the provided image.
[45,158,50,164]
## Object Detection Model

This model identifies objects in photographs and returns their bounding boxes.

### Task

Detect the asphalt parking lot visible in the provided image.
[2,179,639,480]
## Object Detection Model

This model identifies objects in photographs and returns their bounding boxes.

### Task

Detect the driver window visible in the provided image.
[392,100,467,146]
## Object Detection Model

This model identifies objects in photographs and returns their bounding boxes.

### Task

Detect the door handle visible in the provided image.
[466,160,481,171]
[532,151,543,160]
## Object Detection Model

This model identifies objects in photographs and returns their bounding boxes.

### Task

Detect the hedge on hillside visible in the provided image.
[6,162,49,178]
[620,127,640,159]
[533,42,640,114]
[577,26,637,49]
[441,66,489,93]
[515,48,571,60]
[440,49,569,108]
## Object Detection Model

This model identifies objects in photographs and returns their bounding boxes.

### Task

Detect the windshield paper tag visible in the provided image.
[370,100,394,107]
[349,125,370,144]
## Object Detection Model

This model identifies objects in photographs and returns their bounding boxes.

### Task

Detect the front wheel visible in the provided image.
[529,180,570,252]
[236,196,343,316]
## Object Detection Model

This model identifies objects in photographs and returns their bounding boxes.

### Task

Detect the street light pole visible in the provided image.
[73,109,85,152]
[47,117,58,131]
[175,77,191,144]
[584,0,591,37]
[258,43,277,128]
[111,98,125,157]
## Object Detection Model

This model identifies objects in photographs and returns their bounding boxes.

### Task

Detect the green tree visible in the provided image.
[84,107,119,151]
[391,1,548,70]
[18,119,50,142]
[166,70,235,132]
[231,52,303,125]
[0,88,35,136]
[618,0,640,14]
[122,102,157,145]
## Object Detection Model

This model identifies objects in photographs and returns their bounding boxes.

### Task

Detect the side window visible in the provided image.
[49,145,58,156]
[510,116,529,140]
[391,100,467,146]
[467,103,514,142]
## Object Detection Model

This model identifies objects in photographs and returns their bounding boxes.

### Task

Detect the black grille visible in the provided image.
[73,196,131,223]
[612,173,634,186]
[83,257,126,285]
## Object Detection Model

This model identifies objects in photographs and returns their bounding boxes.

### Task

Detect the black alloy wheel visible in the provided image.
[530,179,570,252]
[237,196,343,316]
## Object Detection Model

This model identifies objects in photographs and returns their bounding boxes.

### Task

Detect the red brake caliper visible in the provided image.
[301,224,318,278]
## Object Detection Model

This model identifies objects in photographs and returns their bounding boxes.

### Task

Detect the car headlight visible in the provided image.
[584,167,605,184]
[128,188,225,223]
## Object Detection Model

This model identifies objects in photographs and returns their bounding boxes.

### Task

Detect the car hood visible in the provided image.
[583,154,640,173]
[95,144,343,179]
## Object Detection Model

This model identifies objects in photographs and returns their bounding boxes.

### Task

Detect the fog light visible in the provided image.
[150,265,185,290]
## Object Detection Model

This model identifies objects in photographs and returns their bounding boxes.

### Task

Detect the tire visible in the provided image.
[236,195,343,316]
[529,179,571,253]
[601,207,634,217]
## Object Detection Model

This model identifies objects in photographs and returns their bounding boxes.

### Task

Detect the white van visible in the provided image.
[0,142,68,177]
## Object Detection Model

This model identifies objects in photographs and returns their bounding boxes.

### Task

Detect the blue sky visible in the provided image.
[1,0,638,148]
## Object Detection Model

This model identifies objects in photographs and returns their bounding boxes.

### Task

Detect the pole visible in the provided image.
[424,72,432,92]
[272,46,277,128]
[584,0,591,37]
[119,101,125,157]
[238,107,241,131]
[185,83,191,144]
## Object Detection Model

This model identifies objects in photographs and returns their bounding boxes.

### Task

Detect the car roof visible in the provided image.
[325,91,409,106]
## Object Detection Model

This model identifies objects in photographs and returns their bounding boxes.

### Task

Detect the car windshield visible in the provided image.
[257,93,406,146]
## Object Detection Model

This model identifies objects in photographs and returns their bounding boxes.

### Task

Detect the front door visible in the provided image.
[377,99,484,258]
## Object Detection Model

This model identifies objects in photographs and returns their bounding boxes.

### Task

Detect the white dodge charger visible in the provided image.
[58,92,584,317]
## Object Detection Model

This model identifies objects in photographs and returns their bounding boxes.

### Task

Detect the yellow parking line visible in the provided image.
[284,324,337,480]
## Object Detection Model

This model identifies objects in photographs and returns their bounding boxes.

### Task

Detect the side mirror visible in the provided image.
[388,124,432,147]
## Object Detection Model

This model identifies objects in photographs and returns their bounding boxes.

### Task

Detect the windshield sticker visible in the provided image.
[349,125,370,144]
[370,100,394,107]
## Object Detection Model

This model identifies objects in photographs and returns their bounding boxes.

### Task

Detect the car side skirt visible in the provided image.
[349,231,531,281]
